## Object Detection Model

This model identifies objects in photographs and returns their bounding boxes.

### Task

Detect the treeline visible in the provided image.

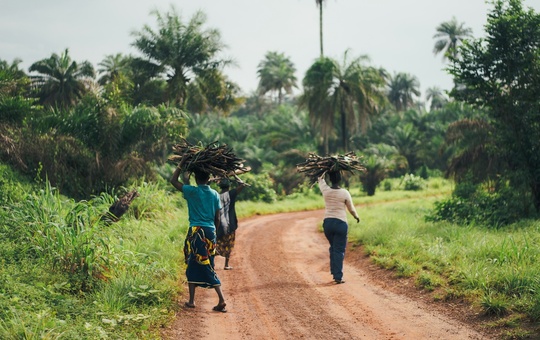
[1,0,539,225]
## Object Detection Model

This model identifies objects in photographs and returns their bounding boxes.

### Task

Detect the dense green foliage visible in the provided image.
[428,0,540,224]
[451,1,540,206]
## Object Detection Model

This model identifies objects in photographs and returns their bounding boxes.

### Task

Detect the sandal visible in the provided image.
[184,302,195,308]
[212,303,227,313]
[224,266,233,270]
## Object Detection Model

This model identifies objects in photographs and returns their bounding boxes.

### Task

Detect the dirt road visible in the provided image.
[163,210,492,340]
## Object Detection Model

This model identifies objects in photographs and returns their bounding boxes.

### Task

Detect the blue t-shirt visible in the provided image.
[182,184,221,227]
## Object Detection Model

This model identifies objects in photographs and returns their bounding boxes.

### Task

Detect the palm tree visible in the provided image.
[97,53,131,86]
[300,51,386,153]
[0,58,29,96]
[132,6,230,107]
[0,58,26,79]
[315,0,326,57]
[124,56,166,106]
[387,123,420,173]
[359,155,389,196]
[97,53,135,106]
[444,118,500,183]
[425,86,448,111]
[186,69,241,114]
[257,51,297,105]
[29,49,95,108]
[433,17,473,60]
[387,72,420,112]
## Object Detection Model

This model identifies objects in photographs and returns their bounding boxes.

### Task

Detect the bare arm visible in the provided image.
[170,156,191,192]
[236,182,246,195]
[345,191,360,223]
[170,167,184,192]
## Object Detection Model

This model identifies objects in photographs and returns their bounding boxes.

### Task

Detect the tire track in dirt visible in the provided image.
[163,210,491,340]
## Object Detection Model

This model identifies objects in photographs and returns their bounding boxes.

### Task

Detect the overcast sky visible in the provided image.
[2,0,540,99]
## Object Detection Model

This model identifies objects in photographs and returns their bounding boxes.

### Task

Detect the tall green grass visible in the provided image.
[0,177,187,339]
[3,171,537,337]
[349,197,540,326]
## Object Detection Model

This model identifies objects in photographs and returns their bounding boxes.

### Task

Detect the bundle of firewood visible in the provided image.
[296,152,366,183]
[168,138,250,180]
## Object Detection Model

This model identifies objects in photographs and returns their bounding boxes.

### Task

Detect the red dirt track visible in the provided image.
[163,210,493,340]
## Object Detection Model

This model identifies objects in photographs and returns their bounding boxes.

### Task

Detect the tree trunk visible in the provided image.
[340,109,348,151]
[319,4,324,58]
[324,134,329,155]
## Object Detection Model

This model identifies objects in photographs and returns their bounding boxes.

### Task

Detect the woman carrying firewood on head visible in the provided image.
[297,152,364,284]
[216,178,245,270]
[318,170,360,284]
[170,159,227,313]
[168,139,250,312]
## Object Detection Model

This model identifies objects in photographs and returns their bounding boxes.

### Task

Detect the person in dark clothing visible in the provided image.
[216,179,245,270]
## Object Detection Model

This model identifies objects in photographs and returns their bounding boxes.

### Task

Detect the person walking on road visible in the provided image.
[170,165,227,312]
[216,179,245,270]
[318,171,360,284]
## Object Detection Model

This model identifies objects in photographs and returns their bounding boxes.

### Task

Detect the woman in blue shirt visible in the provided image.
[171,166,227,312]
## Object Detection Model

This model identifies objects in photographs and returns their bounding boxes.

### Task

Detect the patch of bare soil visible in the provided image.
[162,210,498,339]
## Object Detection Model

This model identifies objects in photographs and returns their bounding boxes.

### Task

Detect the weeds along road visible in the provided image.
[163,210,491,340]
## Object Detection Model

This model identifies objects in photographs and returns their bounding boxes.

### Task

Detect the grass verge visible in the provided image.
[3,174,538,338]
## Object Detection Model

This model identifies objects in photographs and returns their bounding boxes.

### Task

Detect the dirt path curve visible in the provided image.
[163,210,491,340]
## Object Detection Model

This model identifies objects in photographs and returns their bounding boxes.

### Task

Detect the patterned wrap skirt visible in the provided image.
[183,226,221,288]
[216,232,236,258]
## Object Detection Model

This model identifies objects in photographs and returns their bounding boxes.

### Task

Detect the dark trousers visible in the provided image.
[323,218,348,281]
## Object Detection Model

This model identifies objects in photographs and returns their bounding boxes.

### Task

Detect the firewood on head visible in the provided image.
[296,152,366,184]
[168,138,250,181]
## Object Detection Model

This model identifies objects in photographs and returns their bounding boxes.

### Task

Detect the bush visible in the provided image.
[417,165,429,179]
[234,173,277,203]
[426,180,534,227]
[0,163,30,204]
[0,96,34,125]
[381,179,392,191]
[401,174,425,191]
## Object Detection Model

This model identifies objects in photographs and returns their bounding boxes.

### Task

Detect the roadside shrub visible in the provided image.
[381,179,392,191]
[427,180,534,227]
[401,174,425,191]
[236,172,277,203]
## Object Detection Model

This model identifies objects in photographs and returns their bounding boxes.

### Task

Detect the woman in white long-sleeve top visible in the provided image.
[318,171,360,284]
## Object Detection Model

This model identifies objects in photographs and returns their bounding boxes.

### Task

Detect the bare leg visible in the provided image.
[214,285,226,305]
[211,285,226,312]
[187,283,196,306]
[224,257,230,268]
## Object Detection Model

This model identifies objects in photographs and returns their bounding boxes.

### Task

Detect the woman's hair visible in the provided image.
[194,169,210,183]
[328,171,342,186]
